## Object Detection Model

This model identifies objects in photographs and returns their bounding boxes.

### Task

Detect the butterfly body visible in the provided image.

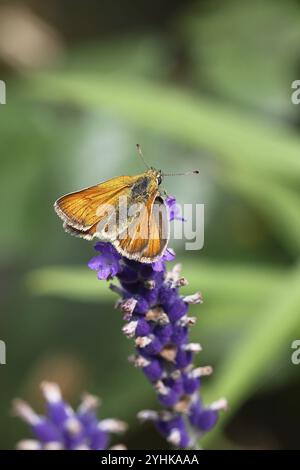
[54,168,169,263]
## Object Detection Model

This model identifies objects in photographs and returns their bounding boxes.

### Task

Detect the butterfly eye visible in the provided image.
[157,175,162,185]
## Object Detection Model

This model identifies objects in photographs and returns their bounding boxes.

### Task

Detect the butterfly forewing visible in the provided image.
[54,175,141,230]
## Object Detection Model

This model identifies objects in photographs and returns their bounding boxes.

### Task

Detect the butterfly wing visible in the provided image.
[113,193,169,262]
[54,175,141,234]
[62,221,98,240]
[141,195,169,262]
[55,171,169,262]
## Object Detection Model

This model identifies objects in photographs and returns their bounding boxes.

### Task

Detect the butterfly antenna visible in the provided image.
[136,144,150,170]
[162,170,200,177]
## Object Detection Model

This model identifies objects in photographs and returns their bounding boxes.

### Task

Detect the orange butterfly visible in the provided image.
[54,145,198,263]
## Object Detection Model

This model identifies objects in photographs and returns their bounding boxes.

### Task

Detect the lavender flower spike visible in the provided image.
[13,382,127,450]
[88,195,227,449]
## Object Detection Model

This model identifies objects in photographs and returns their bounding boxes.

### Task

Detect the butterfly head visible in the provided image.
[148,167,163,186]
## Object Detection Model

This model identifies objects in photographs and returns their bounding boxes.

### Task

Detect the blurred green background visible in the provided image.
[1,0,300,450]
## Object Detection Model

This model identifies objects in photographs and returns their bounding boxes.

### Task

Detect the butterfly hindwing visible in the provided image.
[141,195,169,261]
[113,193,169,262]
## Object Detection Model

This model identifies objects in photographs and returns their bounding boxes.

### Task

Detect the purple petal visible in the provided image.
[163,248,176,262]
[167,299,188,322]
[88,255,103,271]
[32,419,62,444]
[154,324,173,344]
[143,359,164,382]
[97,265,112,280]
[95,242,120,258]
[142,336,163,356]
[166,196,185,222]
[182,374,200,395]
[175,349,193,369]
[171,325,188,345]
[152,259,165,272]
[89,425,109,450]
[196,409,218,432]
[158,390,180,407]
[152,249,176,272]
[136,318,152,336]
[133,296,150,314]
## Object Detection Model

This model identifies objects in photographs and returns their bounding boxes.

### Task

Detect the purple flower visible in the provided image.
[88,242,122,280]
[166,196,185,222]
[152,248,176,272]
[88,196,226,449]
[13,382,127,450]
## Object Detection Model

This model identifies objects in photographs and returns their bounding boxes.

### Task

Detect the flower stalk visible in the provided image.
[88,197,226,448]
